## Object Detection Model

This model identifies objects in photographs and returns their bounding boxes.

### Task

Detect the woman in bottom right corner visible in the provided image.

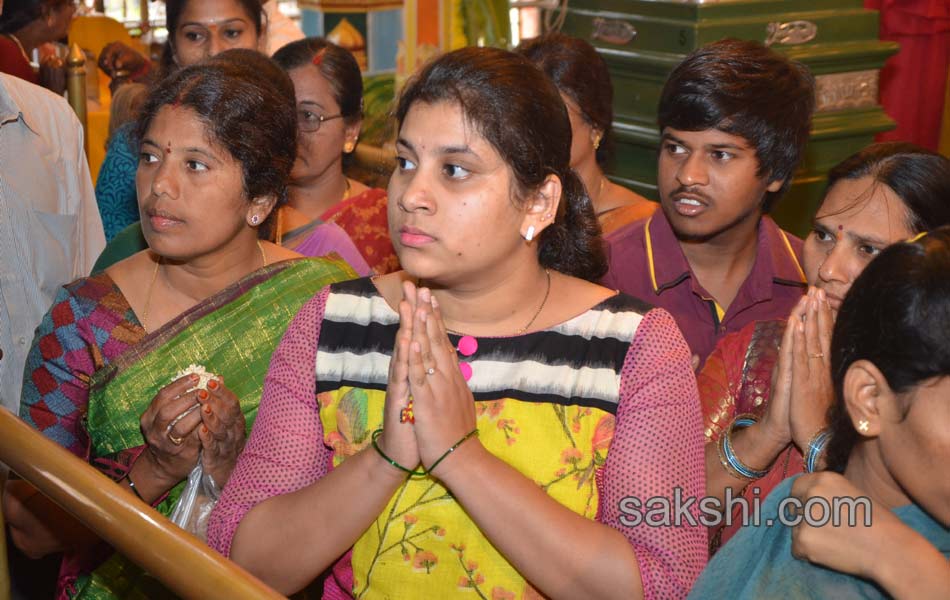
[688,226,950,599]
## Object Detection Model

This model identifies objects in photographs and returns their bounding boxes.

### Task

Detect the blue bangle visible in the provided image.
[721,414,770,480]
[805,429,830,473]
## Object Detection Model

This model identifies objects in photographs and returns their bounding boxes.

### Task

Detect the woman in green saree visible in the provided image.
[5,49,355,599]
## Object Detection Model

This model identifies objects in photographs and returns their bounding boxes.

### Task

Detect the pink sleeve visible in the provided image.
[207,288,333,557]
[596,308,708,600]
[322,222,373,277]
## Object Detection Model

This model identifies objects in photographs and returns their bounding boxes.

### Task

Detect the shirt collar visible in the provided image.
[753,215,807,299]
[644,211,806,296]
[0,76,37,133]
[644,211,692,294]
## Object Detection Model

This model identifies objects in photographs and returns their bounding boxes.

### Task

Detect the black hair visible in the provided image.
[824,142,950,234]
[135,49,297,239]
[658,38,815,212]
[824,226,950,473]
[272,37,363,126]
[517,32,614,168]
[0,0,69,34]
[395,46,607,281]
[160,0,264,73]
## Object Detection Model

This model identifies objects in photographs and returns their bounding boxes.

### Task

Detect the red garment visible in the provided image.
[0,35,39,85]
[697,320,805,550]
[866,0,950,151]
[321,187,400,275]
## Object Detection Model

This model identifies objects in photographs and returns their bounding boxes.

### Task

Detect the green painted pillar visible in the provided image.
[562,0,898,237]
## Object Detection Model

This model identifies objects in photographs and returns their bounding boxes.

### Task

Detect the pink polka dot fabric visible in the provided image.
[209,291,707,599]
[600,308,708,599]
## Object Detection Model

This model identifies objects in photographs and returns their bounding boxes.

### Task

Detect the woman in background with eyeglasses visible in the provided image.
[273,38,399,275]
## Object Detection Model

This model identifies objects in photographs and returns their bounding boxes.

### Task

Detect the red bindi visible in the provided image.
[837,224,844,231]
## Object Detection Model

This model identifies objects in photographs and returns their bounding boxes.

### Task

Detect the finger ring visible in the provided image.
[166,428,185,446]
[164,403,200,446]
[808,352,824,359]
[426,367,436,376]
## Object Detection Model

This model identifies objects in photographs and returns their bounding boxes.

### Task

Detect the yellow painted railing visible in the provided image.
[0,408,284,600]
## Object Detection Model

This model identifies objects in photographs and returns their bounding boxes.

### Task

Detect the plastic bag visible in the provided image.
[169,455,219,541]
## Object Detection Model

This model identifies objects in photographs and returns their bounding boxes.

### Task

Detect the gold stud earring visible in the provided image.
[857,420,869,433]
[592,132,603,151]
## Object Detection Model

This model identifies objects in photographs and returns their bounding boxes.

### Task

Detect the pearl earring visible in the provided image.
[525,225,536,242]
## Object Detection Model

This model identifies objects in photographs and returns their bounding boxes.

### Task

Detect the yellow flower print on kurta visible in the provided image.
[319,388,616,599]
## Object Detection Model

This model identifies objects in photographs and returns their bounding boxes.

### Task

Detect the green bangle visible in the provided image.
[371,429,426,477]
[427,428,480,475]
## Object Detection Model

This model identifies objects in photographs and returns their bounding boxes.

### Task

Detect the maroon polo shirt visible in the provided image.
[602,211,806,368]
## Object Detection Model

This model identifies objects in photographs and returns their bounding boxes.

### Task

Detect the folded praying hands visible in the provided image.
[377,280,479,478]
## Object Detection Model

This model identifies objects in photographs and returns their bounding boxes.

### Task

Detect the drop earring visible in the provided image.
[592,132,603,151]
[344,140,356,153]
[524,225,536,242]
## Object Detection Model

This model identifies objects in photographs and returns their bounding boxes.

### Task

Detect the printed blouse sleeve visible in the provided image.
[596,308,708,600]
[94,125,140,242]
[696,324,754,443]
[19,284,100,457]
[208,287,334,557]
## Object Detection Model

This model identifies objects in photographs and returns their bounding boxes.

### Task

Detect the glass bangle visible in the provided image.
[720,413,770,480]
[371,429,426,477]
[805,429,831,473]
[427,428,479,474]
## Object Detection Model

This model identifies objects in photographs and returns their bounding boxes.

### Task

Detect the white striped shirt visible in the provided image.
[0,74,104,412]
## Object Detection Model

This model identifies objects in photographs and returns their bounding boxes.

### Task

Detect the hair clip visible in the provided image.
[312,49,327,67]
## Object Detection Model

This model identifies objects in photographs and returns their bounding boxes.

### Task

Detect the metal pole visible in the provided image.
[66,43,88,155]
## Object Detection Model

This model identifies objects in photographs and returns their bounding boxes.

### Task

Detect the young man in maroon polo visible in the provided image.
[602,39,815,369]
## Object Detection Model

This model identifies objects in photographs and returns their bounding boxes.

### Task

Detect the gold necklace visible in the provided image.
[139,241,267,332]
[3,33,32,67]
[592,175,610,215]
[443,269,552,337]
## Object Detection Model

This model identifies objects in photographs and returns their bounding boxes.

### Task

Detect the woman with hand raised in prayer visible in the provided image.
[209,47,707,599]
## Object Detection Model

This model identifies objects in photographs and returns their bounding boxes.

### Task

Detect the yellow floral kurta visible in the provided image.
[320,388,614,598]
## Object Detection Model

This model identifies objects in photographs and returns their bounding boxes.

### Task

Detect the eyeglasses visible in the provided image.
[298,109,344,133]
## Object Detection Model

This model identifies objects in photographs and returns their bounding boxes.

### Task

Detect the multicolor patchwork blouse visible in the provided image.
[209,278,707,599]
